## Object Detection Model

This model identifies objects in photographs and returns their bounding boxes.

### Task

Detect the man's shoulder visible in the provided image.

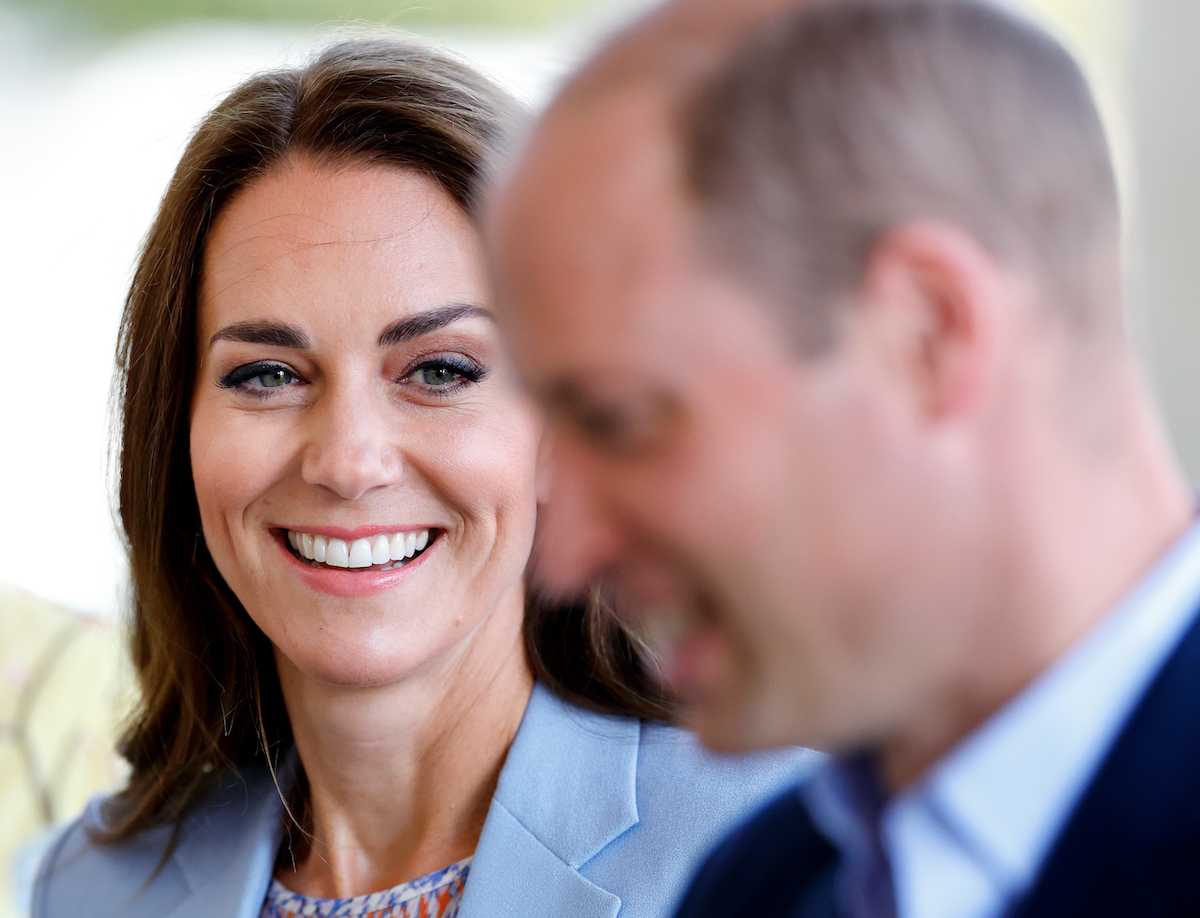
[673,784,837,918]
[1018,601,1200,914]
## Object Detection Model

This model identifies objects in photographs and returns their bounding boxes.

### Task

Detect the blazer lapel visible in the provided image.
[460,802,622,918]
[1014,605,1200,915]
[458,684,640,918]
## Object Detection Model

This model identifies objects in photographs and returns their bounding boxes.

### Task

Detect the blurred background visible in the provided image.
[0,0,1196,915]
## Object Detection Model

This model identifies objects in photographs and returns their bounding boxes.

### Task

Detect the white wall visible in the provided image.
[1131,0,1200,481]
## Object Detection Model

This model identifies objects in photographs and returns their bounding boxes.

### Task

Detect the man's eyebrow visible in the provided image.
[209,321,311,350]
[378,304,493,348]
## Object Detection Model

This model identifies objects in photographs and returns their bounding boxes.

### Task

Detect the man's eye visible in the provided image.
[565,398,674,457]
[576,404,636,444]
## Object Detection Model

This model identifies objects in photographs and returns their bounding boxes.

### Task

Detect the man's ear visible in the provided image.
[853,220,1004,421]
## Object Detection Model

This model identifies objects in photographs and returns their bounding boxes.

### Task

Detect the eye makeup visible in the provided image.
[217,360,303,395]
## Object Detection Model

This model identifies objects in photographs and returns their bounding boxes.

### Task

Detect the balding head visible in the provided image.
[508,0,1121,355]
[491,0,811,327]
[556,0,810,105]
[489,0,783,383]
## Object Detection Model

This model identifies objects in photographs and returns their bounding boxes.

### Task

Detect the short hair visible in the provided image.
[108,36,671,855]
[680,0,1120,353]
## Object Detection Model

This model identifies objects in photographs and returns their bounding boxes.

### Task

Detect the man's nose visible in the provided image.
[301,389,403,500]
[533,443,625,594]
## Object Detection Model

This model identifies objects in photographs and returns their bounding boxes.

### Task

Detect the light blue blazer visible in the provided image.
[34,683,817,918]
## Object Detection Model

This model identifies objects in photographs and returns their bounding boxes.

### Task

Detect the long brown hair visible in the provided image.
[106,36,672,847]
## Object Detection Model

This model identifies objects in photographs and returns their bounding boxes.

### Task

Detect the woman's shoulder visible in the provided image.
[603,719,821,914]
[32,764,286,918]
[634,717,821,817]
[464,683,819,918]
[32,797,182,918]
[503,681,819,811]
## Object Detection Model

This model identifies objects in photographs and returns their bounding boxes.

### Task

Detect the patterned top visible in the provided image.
[261,857,471,918]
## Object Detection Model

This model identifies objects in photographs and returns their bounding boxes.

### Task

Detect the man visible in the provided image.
[489,0,1200,914]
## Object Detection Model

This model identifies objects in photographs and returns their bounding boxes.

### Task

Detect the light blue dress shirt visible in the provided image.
[804,516,1200,918]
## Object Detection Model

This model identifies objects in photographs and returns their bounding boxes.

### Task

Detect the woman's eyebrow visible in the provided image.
[209,321,310,350]
[378,304,493,347]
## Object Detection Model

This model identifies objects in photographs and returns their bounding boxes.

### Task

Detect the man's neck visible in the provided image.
[881,368,1194,792]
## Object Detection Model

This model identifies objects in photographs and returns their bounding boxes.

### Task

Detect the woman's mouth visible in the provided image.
[283,528,434,571]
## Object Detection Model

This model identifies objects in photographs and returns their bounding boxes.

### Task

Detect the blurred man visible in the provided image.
[490,0,1200,914]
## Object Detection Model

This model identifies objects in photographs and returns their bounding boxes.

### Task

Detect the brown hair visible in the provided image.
[106,36,671,848]
[681,0,1121,354]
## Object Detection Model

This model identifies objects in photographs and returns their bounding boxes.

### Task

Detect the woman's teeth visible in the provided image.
[286,529,431,570]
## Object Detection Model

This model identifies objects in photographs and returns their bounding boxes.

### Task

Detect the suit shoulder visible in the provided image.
[675,787,836,918]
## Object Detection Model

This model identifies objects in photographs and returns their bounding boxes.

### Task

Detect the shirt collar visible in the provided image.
[803,515,1200,918]
[885,514,1200,912]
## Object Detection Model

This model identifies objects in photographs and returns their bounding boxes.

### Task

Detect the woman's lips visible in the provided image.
[273,527,439,597]
[284,527,432,570]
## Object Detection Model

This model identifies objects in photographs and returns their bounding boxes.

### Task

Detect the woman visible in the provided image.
[33,37,813,918]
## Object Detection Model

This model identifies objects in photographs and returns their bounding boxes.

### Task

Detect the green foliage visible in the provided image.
[20,0,590,33]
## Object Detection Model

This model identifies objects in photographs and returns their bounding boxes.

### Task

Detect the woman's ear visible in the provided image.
[535,428,555,505]
[853,219,1005,422]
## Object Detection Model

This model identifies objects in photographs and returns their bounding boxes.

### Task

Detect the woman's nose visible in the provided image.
[301,392,403,500]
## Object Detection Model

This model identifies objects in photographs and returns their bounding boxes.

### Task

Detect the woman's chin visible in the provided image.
[274,641,431,690]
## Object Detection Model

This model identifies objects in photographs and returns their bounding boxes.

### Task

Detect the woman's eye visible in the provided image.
[405,358,488,393]
[218,362,301,393]
[413,364,464,387]
[251,366,296,388]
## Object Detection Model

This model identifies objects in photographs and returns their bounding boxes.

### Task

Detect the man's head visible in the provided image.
[490,0,1175,772]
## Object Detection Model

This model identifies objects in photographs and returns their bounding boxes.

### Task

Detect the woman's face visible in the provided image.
[191,159,542,687]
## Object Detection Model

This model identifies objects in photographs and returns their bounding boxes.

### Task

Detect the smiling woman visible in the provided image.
[190,163,531,695]
[30,35,811,918]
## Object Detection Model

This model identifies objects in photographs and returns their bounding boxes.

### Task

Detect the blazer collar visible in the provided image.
[457,683,641,918]
[492,682,641,866]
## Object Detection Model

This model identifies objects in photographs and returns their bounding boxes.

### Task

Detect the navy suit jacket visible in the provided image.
[675,606,1200,918]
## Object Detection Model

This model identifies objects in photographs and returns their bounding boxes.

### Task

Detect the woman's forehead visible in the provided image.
[198,160,486,342]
